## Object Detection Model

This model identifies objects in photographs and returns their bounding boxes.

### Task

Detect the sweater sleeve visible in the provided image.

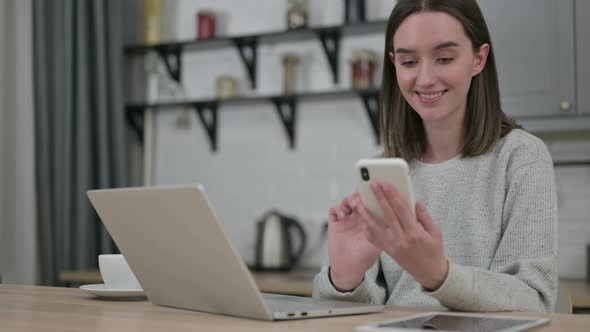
[424,157,558,312]
[312,260,388,304]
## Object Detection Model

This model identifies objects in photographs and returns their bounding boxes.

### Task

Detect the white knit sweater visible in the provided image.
[313,129,558,312]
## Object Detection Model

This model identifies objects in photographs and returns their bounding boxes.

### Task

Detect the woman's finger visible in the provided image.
[356,198,389,249]
[329,196,352,221]
[345,194,358,210]
[335,197,354,218]
[329,207,339,222]
[357,195,387,232]
[381,182,421,233]
[371,182,405,237]
[340,202,352,216]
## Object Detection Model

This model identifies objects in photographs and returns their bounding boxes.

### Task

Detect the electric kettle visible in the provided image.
[254,210,307,271]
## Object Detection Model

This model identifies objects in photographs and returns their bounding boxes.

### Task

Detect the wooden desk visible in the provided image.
[60,270,590,311]
[59,269,314,297]
[2,285,590,331]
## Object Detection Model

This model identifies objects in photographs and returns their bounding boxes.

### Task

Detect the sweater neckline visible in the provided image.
[414,153,462,167]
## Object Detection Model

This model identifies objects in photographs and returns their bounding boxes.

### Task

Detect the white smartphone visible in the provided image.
[355,158,416,222]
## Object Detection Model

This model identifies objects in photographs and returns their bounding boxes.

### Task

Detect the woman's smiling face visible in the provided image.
[390,11,489,126]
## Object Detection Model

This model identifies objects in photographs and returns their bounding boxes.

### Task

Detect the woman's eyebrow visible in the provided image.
[394,41,460,54]
[434,41,460,50]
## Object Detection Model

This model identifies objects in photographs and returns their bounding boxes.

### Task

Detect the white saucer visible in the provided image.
[80,284,147,300]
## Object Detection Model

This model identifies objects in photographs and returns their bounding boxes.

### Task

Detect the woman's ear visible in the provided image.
[388,51,395,64]
[472,43,490,77]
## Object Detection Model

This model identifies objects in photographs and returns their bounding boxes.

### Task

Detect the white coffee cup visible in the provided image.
[98,254,142,290]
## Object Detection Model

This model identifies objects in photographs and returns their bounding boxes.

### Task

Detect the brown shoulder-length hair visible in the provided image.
[380,0,520,160]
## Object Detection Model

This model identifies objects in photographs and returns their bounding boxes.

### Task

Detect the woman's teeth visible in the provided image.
[420,91,444,99]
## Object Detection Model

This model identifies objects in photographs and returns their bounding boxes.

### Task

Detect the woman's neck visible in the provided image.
[421,121,464,164]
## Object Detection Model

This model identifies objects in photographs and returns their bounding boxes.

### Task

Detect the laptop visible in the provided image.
[87,184,384,320]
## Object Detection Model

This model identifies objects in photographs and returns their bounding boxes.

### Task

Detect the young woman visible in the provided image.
[313,0,557,312]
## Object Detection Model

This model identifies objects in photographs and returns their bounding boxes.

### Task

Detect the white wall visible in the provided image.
[0,0,37,284]
[151,0,590,276]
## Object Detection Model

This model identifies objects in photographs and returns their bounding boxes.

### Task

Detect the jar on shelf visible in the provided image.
[286,0,309,30]
[216,75,237,99]
[282,53,300,95]
[197,10,216,39]
[350,49,377,90]
[144,0,163,44]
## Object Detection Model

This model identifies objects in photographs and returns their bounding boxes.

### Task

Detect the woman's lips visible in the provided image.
[416,90,446,105]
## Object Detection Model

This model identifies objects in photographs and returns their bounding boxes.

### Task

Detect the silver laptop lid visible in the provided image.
[87,185,273,320]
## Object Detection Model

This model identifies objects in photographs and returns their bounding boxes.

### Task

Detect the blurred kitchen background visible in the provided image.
[1,0,590,292]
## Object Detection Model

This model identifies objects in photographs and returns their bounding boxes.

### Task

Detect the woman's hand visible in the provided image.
[328,193,382,292]
[357,181,449,290]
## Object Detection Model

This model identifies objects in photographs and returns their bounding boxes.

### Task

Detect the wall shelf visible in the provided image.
[125,20,388,151]
[126,88,381,151]
[124,20,388,88]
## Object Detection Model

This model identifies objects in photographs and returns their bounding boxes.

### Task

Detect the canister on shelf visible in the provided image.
[350,49,377,90]
[216,75,237,99]
[282,53,300,95]
[215,75,237,99]
[286,0,309,30]
[197,10,216,39]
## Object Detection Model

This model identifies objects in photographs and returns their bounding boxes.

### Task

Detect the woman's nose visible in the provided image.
[416,62,436,88]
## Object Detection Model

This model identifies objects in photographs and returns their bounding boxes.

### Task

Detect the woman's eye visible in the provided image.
[437,57,454,64]
[401,60,417,67]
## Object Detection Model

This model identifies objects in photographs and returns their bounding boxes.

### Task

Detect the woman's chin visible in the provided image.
[415,109,447,122]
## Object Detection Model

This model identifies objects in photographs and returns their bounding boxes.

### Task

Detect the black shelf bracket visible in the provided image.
[193,102,219,151]
[316,28,341,84]
[270,96,297,149]
[126,106,145,143]
[232,37,258,89]
[358,90,381,144]
[155,46,183,83]
[553,160,590,167]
